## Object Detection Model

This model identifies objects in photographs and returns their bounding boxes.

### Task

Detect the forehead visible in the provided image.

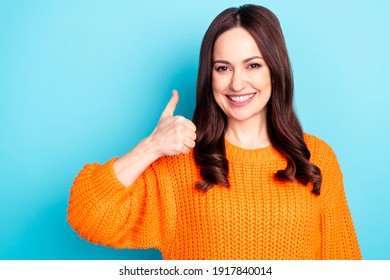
[213,27,262,59]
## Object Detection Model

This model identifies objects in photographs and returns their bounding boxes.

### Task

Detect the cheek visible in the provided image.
[212,78,226,110]
[212,89,224,110]
[249,71,272,89]
[212,72,227,94]
[211,74,218,93]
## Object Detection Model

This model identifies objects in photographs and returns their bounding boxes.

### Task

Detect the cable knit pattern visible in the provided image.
[67,134,361,259]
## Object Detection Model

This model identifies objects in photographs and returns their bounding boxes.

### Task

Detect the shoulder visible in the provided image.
[151,149,197,172]
[304,133,345,200]
[303,133,339,170]
[148,150,199,191]
[304,133,332,153]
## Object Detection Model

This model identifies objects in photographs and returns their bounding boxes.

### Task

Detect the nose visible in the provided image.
[229,69,246,92]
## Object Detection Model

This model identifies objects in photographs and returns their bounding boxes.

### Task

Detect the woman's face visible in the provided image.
[212,27,272,125]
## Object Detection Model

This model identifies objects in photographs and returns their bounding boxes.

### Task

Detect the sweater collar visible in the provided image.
[224,138,282,163]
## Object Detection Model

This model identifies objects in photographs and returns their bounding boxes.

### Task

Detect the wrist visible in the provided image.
[140,136,161,162]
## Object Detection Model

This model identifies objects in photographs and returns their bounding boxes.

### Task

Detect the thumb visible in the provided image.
[160,90,179,119]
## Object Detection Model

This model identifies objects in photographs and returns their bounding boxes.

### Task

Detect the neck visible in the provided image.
[225,115,270,149]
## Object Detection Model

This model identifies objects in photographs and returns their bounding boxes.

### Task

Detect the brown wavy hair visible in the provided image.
[192,4,322,194]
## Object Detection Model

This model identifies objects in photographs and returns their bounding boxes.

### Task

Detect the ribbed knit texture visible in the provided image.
[67,134,361,259]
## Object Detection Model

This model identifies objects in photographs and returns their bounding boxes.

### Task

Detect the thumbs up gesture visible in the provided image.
[149,90,197,157]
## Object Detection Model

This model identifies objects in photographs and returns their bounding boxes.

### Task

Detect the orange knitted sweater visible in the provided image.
[67,134,361,259]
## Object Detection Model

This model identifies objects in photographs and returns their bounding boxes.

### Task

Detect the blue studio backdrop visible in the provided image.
[1,0,389,259]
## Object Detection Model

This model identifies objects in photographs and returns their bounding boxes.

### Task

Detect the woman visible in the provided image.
[67,4,361,259]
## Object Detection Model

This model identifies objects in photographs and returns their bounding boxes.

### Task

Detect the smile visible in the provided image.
[227,93,256,103]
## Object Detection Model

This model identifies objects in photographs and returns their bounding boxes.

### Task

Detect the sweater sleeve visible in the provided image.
[67,157,168,250]
[314,139,362,259]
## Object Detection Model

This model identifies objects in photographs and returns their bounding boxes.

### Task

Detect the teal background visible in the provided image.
[1,0,389,260]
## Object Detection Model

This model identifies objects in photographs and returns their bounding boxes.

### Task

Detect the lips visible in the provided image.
[226,93,256,103]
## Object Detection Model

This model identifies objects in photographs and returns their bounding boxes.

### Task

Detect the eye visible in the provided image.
[248,63,261,69]
[215,65,229,72]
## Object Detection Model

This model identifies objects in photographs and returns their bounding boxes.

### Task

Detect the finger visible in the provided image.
[171,121,196,142]
[182,127,197,141]
[183,119,197,132]
[174,116,197,132]
[160,90,179,119]
[183,136,196,149]
[181,146,190,154]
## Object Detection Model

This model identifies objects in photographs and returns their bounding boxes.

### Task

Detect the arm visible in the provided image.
[114,90,196,187]
[67,90,196,248]
[68,159,163,248]
[319,144,362,259]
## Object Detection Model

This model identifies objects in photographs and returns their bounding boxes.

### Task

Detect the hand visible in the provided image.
[148,90,197,157]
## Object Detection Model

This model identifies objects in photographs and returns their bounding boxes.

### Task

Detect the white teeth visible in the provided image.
[228,93,255,103]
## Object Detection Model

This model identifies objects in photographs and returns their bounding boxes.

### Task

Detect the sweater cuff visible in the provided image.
[68,157,132,242]
[84,157,135,207]
[89,157,128,192]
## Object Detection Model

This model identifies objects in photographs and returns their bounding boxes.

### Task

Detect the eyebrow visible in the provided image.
[213,56,264,65]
